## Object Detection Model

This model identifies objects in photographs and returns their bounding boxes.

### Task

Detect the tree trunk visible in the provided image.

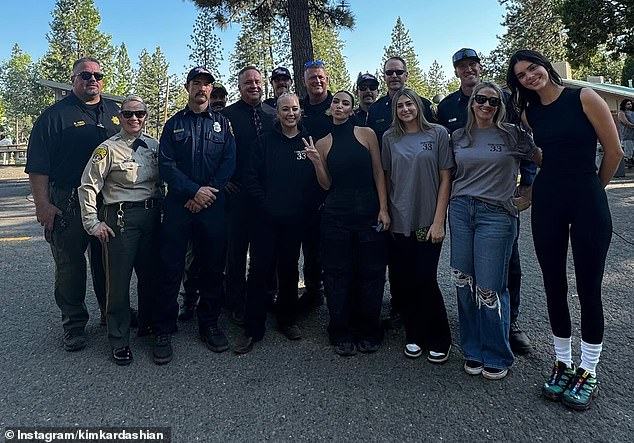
[287,0,313,98]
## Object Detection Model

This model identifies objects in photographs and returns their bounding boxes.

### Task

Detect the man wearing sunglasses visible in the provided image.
[354,73,380,126]
[437,48,535,356]
[26,57,121,352]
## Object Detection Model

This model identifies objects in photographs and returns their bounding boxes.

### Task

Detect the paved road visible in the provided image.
[1,166,632,442]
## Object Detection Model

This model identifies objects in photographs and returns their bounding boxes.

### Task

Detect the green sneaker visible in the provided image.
[562,368,599,411]
[542,360,576,401]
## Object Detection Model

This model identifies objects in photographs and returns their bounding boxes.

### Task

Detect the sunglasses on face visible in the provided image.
[473,95,501,107]
[304,60,324,68]
[75,71,104,81]
[121,110,147,119]
[385,69,405,76]
[452,49,478,64]
[358,85,378,91]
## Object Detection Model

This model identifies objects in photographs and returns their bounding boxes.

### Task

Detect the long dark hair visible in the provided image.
[620,99,632,111]
[506,50,563,112]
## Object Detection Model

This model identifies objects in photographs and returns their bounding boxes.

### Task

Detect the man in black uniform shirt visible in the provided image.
[367,56,435,149]
[154,67,236,364]
[354,73,379,126]
[222,66,275,325]
[437,48,534,355]
[26,57,120,351]
[263,66,293,110]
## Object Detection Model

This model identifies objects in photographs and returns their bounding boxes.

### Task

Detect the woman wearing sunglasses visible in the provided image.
[78,95,162,365]
[449,82,541,380]
[304,90,390,356]
[381,88,454,363]
[507,50,622,410]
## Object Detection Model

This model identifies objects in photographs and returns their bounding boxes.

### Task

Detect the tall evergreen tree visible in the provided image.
[381,17,429,98]
[135,48,171,138]
[425,60,449,98]
[622,55,634,86]
[311,17,350,93]
[107,43,134,96]
[190,0,354,97]
[41,0,114,83]
[484,0,566,83]
[188,8,224,79]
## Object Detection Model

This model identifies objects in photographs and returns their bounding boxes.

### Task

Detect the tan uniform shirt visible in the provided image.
[79,130,161,235]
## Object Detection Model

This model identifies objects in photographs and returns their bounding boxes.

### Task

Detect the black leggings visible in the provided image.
[531,172,612,344]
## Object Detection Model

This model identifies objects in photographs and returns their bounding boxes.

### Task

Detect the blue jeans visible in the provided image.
[449,197,517,370]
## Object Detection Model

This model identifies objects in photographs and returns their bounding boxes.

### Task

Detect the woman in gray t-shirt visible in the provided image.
[382,88,454,363]
[449,81,540,381]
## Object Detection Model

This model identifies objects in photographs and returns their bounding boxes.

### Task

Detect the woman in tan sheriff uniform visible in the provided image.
[79,95,162,365]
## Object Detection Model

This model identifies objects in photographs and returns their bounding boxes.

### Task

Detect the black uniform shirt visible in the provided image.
[301,91,333,141]
[367,93,435,149]
[222,99,274,184]
[26,92,121,188]
[159,106,236,200]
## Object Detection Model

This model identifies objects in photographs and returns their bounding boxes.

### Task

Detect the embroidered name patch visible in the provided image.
[73,121,86,127]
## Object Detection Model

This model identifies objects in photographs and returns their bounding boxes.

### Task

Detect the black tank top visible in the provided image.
[326,120,375,190]
[526,87,597,175]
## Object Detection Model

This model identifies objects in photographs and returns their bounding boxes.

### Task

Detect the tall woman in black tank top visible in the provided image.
[304,91,390,357]
[508,50,623,411]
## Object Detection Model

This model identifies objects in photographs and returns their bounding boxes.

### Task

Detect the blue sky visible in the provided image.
[0,0,506,84]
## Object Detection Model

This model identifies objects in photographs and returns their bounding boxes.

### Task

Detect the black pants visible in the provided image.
[155,193,227,334]
[301,210,322,295]
[102,203,160,348]
[245,221,302,339]
[182,240,202,306]
[390,233,451,352]
[225,192,249,316]
[508,217,522,324]
[532,172,611,344]
[46,186,106,332]
[321,189,387,344]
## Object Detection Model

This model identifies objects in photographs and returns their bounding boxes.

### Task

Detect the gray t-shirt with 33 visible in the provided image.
[382,125,454,236]
[450,124,537,216]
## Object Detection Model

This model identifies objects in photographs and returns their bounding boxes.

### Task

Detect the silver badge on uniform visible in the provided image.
[213,122,221,133]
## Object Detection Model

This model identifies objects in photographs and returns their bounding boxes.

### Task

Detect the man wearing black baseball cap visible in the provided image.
[437,48,535,356]
[263,66,293,109]
[354,73,379,126]
[186,66,215,84]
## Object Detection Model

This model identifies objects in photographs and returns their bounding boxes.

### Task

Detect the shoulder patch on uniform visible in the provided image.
[111,116,120,125]
[73,120,86,127]
[92,147,108,164]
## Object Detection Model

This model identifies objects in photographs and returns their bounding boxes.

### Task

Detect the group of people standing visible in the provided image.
[26,45,623,412]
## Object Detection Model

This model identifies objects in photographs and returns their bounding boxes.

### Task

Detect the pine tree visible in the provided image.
[381,17,430,98]
[41,0,114,83]
[107,43,134,96]
[484,0,566,83]
[135,48,170,138]
[311,17,350,93]
[425,60,453,99]
[188,8,224,79]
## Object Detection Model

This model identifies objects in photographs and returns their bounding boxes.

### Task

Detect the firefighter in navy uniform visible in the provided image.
[26,57,120,352]
[152,67,236,365]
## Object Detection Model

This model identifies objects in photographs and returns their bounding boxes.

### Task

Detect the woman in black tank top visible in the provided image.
[508,50,623,411]
[304,91,390,356]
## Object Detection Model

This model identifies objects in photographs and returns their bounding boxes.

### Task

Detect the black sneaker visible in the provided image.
[153,334,173,365]
[404,343,422,359]
[233,335,254,354]
[63,328,86,352]
[200,326,229,353]
[279,324,302,341]
[542,360,576,402]
[509,321,532,355]
[482,367,509,380]
[357,340,379,353]
[178,304,196,322]
[427,345,451,364]
[112,346,133,366]
[562,368,599,411]
[464,360,483,375]
[334,342,357,357]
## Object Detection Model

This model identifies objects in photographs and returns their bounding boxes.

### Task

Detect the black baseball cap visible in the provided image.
[357,73,379,89]
[212,82,228,95]
[186,66,215,83]
[271,67,292,80]
[452,48,480,66]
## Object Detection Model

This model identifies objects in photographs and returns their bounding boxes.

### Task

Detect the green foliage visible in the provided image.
[188,8,224,79]
[558,0,634,65]
[425,60,451,99]
[484,0,566,83]
[311,17,350,93]
[135,48,172,138]
[41,0,114,83]
[381,17,430,99]
[107,43,134,96]
[622,55,634,86]
[573,48,625,84]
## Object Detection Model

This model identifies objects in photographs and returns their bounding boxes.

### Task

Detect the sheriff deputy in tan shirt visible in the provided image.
[78,95,162,366]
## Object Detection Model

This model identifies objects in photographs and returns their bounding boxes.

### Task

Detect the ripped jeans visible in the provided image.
[449,196,516,370]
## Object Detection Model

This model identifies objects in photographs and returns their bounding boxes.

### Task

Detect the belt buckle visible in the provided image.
[144,199,153,210]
